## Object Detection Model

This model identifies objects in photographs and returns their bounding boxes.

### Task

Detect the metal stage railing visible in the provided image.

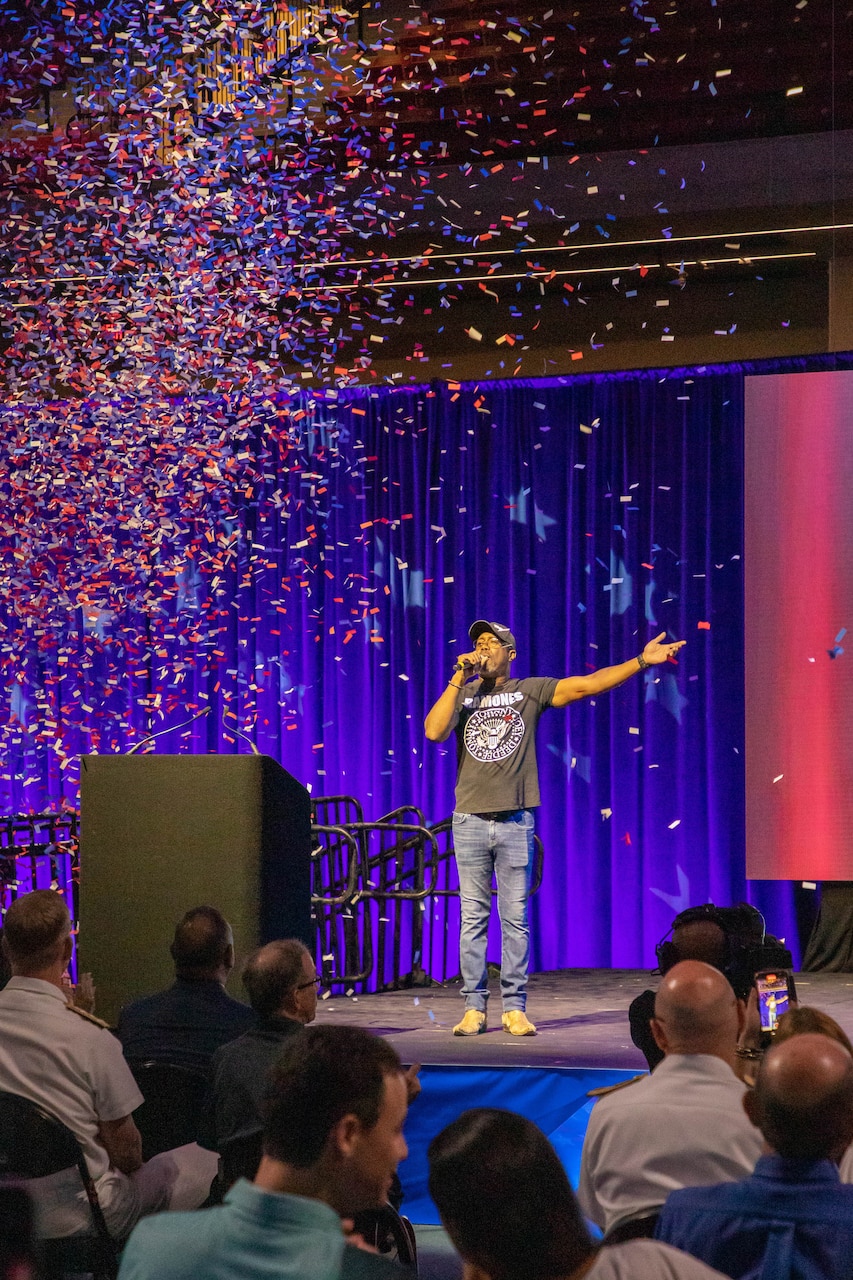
[0,813,80,973]
[311,797,544,994]
[0,802,543,996]
[0,812,79,902]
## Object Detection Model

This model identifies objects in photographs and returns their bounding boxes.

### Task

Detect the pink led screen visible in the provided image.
[746,370,853,880]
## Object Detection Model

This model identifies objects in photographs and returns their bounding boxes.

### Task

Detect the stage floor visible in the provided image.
[315,968,853,1069]
[315,966,853,1234]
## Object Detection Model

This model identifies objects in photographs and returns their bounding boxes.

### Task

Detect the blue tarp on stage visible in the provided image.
[399,1063,641,1225]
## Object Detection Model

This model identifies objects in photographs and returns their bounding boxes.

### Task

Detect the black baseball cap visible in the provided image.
[469,620,517,651]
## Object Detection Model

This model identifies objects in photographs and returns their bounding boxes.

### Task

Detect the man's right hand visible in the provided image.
[426,654,478,741]
[455,651,481,676]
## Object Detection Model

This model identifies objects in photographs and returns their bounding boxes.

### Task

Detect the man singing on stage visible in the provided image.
[425,620,685,1038]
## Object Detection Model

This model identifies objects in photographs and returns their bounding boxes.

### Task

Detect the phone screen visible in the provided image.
[756,971,790,1033]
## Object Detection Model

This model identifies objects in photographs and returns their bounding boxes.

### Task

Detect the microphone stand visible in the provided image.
[125,706,213,755]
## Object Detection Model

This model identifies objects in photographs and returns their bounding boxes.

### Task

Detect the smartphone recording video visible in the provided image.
[755,968,796,1034]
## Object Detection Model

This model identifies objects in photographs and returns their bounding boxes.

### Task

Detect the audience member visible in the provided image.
[579,960,764,1240]
[768,1004,853,1184]
[0,891,216,1240]
[118,1025,410,1280]
[429,1108,726,1280]
[630,914,730,1070]
[774,1005,853,1055]
[198,938,317,1153]
[116,905,255,1071]
[657,1033,853,1279]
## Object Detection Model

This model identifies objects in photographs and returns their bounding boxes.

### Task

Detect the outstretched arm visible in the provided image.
[551,632,685,708]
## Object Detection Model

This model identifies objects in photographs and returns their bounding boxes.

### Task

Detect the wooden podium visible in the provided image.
[79,754,312,1023]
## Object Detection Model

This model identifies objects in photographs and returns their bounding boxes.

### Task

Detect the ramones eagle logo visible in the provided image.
[463,706,525,763]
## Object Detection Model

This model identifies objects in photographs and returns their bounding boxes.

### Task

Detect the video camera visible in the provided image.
[656,902,793,1002]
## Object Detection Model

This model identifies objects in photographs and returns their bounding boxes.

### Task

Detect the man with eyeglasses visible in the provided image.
[199,939,319,1154]
[426,619,685,1037]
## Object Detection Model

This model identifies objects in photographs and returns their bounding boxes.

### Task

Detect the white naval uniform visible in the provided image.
[589,1240,728,1280]
[578,1053,764,1237]
[0,976,216,1239]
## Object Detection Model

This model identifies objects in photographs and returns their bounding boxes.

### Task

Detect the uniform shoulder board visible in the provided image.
[66,1004,113,1030]
[586,1073,646,1099]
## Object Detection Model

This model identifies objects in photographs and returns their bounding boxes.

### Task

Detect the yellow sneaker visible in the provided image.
[453,1009,487,1036]
[502,1010,537,1036]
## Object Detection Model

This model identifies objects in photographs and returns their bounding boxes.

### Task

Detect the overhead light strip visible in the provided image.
[298,251,817,293]
[292,221,853,274]
[5,251,817,305]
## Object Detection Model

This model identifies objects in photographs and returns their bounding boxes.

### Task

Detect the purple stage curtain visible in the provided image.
[6,356,848,967]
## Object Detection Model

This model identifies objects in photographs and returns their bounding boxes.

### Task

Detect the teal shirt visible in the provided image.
[117,1180,403,1280]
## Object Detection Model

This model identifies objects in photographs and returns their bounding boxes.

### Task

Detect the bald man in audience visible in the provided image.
[578,960,764,1241]
[657,1033,853,1279]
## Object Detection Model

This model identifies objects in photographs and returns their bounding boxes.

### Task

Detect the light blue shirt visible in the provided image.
[117,1180,399,1280]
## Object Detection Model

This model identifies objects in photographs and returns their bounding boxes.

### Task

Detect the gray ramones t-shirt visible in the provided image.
[453,676,559,814]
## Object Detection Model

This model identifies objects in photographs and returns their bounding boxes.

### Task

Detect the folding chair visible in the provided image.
[126,1060,209,1160]
[0,1089,118,1279]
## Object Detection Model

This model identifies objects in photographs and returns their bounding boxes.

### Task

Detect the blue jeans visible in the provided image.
[452,809,535,1013]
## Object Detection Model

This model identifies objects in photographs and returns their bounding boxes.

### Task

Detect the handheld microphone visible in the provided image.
[454,656,482,674]
[125,705,212,754]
